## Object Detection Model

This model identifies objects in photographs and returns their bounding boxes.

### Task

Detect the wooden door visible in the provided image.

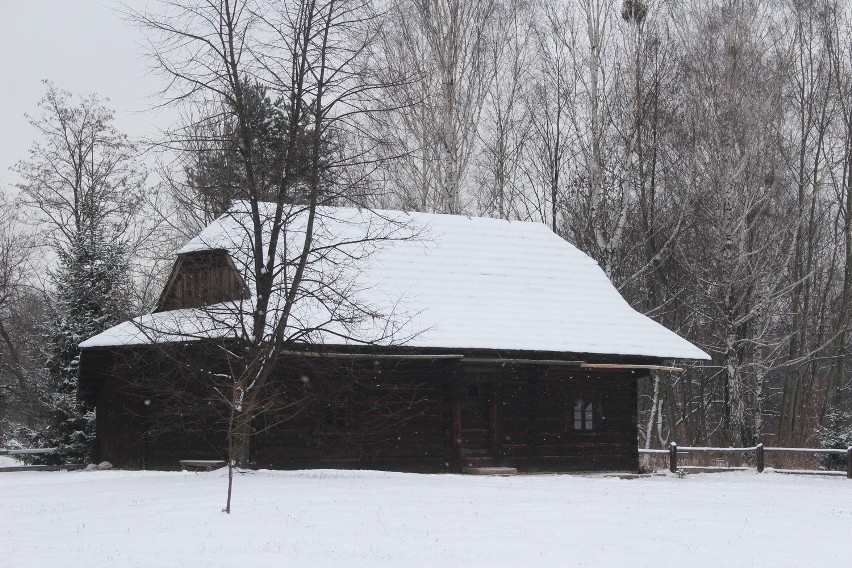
[99,378,145,468]
[460,382,491,454]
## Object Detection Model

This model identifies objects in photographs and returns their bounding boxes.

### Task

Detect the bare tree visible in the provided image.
[474,0,533,220]
[0,198,45,440]
[518,2,576,230]
[10,83,145,462]
[566,0,633,278]
[774,0,839,445]
[13,82,146,247]
[134,0,417,512]
[376,0,496,213]
[821,1,852,425]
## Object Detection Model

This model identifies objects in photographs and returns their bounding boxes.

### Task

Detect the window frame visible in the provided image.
[312,392,355,436]
[572,397,597,433]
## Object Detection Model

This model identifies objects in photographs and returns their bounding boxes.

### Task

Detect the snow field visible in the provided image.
[1,469,849,567]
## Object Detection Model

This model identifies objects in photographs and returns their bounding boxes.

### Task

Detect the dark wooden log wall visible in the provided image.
[81,346,231,469]
[95,374,146,468]
[252,362,640,472]
[81,346,642,472]
[497,367,640,472]
[253,359,457,472]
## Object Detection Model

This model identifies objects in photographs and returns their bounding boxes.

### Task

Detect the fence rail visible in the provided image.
[0,447,58,456]
[640,443,852,478]
[5,446,851,477]
[0,447,77,473]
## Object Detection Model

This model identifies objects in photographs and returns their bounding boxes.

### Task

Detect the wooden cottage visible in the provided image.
[79,204,707,472]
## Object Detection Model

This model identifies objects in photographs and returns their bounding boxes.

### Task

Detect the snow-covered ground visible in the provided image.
[0,456,21,467]
[1,469,849,567]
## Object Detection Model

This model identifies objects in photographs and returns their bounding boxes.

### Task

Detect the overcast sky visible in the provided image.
[0,0,174,188]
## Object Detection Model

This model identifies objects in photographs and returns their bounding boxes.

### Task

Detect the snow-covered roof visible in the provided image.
[81,203,709,360]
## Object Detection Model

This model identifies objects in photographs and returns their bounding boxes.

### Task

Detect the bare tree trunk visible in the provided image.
[524,3,573,230]
[136,0,387,511]
[378,0,494,214]
[826,121,852,413]
[641,371,660,470]
[478,1,531,220]
[779,1,835,444]
[224,387,237,514]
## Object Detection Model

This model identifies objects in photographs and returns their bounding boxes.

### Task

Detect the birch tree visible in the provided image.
[475,0,533,220]
[377,0,495,213]
[819,2,852,426]
[520,2,577,230]
[777,0,838,445]
[567,0,633,278]
[676,0,795,446]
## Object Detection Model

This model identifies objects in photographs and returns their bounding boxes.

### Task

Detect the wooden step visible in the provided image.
[179,459,226,471]
[462,466,518,476]
[462,456,495,468]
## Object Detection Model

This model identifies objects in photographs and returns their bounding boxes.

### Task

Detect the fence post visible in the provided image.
[847,447,851,480]
[669,442,678,473]
[756,443,764,473]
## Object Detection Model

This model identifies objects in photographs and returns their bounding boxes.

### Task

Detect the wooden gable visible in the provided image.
[156,249,249,312]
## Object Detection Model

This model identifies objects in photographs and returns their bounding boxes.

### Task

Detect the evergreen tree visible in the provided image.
[17,231,131,464]
[11,83,142,463]
[815,409,852,471]
[176,79,321,226]
[48,232,132,390]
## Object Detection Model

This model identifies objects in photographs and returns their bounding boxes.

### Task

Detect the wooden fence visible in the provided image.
[5,445,852,477]
[639,443,852,478]
[0,447,85,472]
[0,447,58,456]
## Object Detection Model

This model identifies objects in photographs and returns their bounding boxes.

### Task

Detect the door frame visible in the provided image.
[452,374,500,459]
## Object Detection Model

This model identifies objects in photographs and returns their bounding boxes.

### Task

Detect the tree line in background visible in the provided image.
[3,0,852,464]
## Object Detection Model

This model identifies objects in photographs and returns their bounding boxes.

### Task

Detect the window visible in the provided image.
[573,399,594,432]
[322,402,348,431]
[313,394,353,435]
[468,383,480,398]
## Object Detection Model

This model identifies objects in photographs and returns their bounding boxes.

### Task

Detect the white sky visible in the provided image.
[0,0,174,188]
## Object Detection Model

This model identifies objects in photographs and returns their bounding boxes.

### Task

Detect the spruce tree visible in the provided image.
[11,83,142,464]
[18,231,131,464]
[816,409,852,471]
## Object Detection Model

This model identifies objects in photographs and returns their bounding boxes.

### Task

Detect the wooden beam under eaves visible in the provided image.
[579,363,684,373]
[279,351,465,361]
[461,358,584,367]
[276,351,683,372]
